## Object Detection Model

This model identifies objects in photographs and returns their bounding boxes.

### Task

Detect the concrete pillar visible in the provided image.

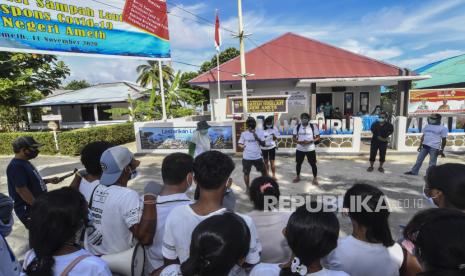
[396,80,412,116]
[352,117,362,152]
[27,108,32,124]
[93,104,99,122]
[310,83,317,118]
[393,116,408,151]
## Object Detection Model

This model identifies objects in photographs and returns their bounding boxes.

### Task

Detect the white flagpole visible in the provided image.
[216,51,221,121]
[158,60,167,121]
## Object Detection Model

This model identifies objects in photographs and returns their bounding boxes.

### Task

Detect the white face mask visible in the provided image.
[199,129,209,135]
[266,124,273,128]
[422,184,437,207]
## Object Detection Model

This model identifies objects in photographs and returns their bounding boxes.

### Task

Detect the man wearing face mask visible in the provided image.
[189,121,211,158]
[405,114,448,176]
[367,112,393,173]
[83,146,156,256]
[6,136,61,228]
[293,113,320,185]
[0,194,20,276]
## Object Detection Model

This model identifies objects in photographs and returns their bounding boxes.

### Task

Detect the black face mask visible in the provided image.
[247,122,256,130]
[25,148,39,159]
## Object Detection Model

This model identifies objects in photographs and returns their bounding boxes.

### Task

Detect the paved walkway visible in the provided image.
[1,150,464,257]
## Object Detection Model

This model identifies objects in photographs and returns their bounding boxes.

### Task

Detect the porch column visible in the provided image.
[310,83,317,118]
[56,106,62,117]
[27,108,32,124]
[93,104,99,122]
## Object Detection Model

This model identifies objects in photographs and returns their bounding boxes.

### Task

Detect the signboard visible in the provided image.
[41,114,62,121]
[281,91,307,107]
[123,0,169,40]
[0,0,170,59]
[408,89,465,115]
[139,126,233,150]
[231,96,289,114]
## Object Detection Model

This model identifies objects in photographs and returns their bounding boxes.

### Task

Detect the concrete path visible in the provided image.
[1,149,464,257]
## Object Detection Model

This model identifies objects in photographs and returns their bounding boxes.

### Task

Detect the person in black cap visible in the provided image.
[189,121,211,158]
[6,136,61,228]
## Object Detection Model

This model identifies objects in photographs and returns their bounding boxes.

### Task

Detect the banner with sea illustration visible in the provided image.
[0,0,170,59]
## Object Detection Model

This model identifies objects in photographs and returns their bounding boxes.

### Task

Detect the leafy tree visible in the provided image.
[199,47,240,73]
[136,61,174,117]
[65,80,91,90]
[0,52,69,130]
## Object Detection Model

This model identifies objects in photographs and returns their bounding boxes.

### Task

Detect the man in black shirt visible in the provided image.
[6,136,61,228]
[368,112,393,173]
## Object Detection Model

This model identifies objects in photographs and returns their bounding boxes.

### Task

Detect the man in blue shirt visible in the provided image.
[6,136,60,228]
[405,114,448,176]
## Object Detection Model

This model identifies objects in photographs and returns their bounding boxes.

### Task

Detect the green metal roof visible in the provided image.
[414,54,465,89]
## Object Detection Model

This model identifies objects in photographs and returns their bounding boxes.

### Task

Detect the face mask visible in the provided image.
[26,148,39,159]
[301,119,309,125]
[266,124,273,128]
[379,118,385,123]
[0,216,13,237]
[129,167,138,180]
[199,129,209,135]
[422,184,437,207]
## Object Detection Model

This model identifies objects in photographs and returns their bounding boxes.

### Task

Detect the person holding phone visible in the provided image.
[239,117,267,191]
[261,116,280,180]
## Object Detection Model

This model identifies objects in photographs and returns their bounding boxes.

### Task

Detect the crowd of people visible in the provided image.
[1,114,463,275]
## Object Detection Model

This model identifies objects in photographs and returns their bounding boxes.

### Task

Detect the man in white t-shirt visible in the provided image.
[405,113,448,176]
[84,146,156,255]
[162,151,261,269]
[189,121,211,158]
[145,153,194,274]
[239,117,267,190]
[293,113,321,185]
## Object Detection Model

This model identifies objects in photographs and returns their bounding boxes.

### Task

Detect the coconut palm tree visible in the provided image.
[136,61,174,116]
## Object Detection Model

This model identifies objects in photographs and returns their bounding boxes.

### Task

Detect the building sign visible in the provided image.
[139,126,233,150]
[281,91,307,107]
[231,96,289,114]
[408,89,465,115]
[0,0,170,59]
[122,0,169,40]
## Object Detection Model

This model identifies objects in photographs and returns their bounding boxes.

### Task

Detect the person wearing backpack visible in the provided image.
[292,113,321,185]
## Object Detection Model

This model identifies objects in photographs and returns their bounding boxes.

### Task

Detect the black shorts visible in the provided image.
[296,150,317,164]
[242,159,266,174]
[261,148,276,161]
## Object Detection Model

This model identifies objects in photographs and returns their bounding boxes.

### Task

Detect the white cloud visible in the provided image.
[393,50,465,69]
[340,39,403,60]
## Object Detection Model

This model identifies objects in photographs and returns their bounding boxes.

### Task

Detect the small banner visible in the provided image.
[231,96,289,114]
[408,89,465,115]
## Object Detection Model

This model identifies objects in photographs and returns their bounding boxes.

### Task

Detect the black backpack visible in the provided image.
[296,123,320,145]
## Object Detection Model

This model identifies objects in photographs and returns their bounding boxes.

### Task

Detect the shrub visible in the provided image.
[0,123,135,156]
[58,123,135,155]
[0,131,57,155]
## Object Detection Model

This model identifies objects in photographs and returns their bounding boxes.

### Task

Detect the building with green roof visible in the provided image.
[414,54,465,89]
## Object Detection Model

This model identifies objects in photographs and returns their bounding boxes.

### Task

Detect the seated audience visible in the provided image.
[21,187,111,276]
[422,163,465,210]
[160,212,251,276]
[83,146,156,255]
[251,203,349,276]
[403,208,465,276]
[247,176,291,263]
[323,184,420,276]
[0,193,20,276]
[162,151,261,268]
[145,153,194,275]
[69,141,112,201]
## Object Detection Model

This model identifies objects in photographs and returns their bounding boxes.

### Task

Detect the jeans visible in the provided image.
[411,145,439,175]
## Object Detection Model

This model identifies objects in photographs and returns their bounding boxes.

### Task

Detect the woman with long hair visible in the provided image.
[21,187,111,276]
[160,212,251,276]
[323,184,420,276]
[251,203,348,276]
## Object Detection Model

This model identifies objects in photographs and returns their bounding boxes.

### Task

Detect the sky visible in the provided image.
[60,0,465,85]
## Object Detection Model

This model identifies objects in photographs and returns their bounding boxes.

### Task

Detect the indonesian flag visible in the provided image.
[215,11,221,51]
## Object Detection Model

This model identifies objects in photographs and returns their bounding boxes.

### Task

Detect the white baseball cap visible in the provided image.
[100,146,134,186]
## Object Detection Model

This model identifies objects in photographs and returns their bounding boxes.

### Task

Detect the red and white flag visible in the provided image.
[214,11,221,51]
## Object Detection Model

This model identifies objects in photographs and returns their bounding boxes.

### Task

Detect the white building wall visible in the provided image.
[210,80,381,119]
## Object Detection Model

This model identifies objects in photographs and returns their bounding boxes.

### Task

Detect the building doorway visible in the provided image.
[316,93,333,111]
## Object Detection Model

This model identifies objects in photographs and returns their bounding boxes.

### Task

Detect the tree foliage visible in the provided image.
[64,80,91,90]
[199,47,240,73]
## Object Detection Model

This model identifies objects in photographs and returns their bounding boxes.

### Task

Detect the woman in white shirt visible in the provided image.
[22,187,111,276]
[189,121,211,158]
[247,176,291,263]
[261,116,280,180]
[160,212,250,276]
[323,184,418,276]
[251,203,349,276]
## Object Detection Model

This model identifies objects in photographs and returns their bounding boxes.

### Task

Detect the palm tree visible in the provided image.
[136,61,174,116]
[164,71,204,115]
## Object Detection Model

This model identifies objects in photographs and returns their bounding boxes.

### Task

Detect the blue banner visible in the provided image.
[0,0,170,59]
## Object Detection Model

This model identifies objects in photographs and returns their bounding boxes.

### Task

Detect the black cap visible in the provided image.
[197,121,211,130]
[12,136,43,152]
